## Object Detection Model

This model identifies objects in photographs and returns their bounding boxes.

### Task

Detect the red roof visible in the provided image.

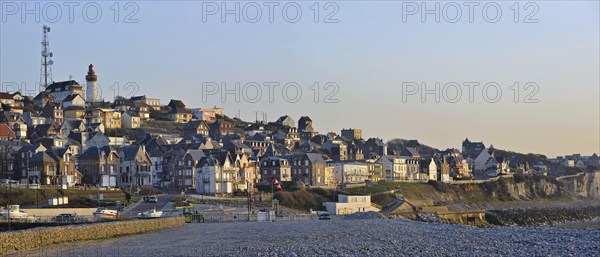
[0,92,14,100]
[0,123,16,138]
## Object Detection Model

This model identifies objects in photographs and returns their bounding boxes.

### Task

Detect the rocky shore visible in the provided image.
[486,204,600,226]
[9,218,599,257]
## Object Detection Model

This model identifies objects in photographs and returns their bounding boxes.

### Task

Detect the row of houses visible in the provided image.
[2,72,595,194]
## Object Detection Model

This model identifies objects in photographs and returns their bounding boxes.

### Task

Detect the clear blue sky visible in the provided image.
[1,1,599,157]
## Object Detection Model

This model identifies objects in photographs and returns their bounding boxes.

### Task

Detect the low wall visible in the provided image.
[0,217,185,255]
[21,208,97,217]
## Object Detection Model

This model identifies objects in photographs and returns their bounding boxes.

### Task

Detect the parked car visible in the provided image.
[145,196,158,203]
[53,213,78,223]
[137,208,163,219]
[319,213,331,220]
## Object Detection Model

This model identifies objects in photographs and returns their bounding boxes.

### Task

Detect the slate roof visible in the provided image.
[62,94,83,102]
[45,80,82,92]
[305,153,325,164]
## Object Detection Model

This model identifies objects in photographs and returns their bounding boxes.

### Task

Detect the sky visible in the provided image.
[1,1,599,157]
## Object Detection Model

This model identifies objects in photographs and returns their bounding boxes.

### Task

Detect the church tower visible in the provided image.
[85,64,98,102]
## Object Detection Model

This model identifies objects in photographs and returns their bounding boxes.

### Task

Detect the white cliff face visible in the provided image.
[558,171,600,199]
[505,177,561,200]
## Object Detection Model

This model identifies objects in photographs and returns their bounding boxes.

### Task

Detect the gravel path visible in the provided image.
[9,219,600,257]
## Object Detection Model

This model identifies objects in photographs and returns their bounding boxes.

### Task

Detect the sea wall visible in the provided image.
[0,217,185,255]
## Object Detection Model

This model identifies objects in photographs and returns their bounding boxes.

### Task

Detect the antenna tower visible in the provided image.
[40,25,54,89]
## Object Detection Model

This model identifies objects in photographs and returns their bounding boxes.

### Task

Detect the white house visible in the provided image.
[196,153,237,195]
[45,80,84,103]
[322,194,380,215]
[121,112,141,129]
[61,94,85,108]
[191,107,224,121]
[423,158,438,181]
[376,156,412,181]
[328,161,369,184]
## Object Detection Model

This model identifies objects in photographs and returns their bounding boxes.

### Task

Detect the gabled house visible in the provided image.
[63,106,86,121]
[46,147,81,187]
[78,146,119,187]
[45,80,84,103]
[439,156,452,182]
[61,94,85,108]
[260,156,291,183]
[118,145,153,189]
[190,107,223,121]
[291,153,326,186]
[168,99,192,123]
[272,126,300,149]
[196,151,237,196]
[365,158,385,182]
[0,112,27,138]
[60,120,85,136]
[16,144,47,182]
[462,138,486,159]
[41,103,63,124]
[298,116,318,140]
[223,140,253,157]
[85,132,111,151]
[275,115,296,128]
[22,112,46,127]
[26,151,57,185]
[346,140,364,161]
[0,92,16,107]
[130,95,161,110]
[321,138,348,162]
[130,102,151,120]
[174,149,206,190]
[121,112,141,129]
[85,108,121,129]
[183,120,209,136]
[328,161,369,185]
[363,138,386,158]
[485,154,511,177]
[30,123,60,139]
[208,119,234,138]
[235,154,260,192]
[420,158,438,181]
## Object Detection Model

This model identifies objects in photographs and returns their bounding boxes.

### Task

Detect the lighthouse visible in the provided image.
[86,64,98,102]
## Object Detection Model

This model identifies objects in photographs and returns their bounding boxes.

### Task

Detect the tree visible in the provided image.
[125,191,131,203]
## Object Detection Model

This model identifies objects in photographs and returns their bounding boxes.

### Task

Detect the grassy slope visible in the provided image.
[0,188,126,206]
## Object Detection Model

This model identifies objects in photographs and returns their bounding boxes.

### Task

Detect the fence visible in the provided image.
[196,211,316,223]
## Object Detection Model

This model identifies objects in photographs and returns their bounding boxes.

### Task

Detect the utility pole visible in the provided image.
[246,180,250,221]
[26,153,30,190]
[8,181,12,231]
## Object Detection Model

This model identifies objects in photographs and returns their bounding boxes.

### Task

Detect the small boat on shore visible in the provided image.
[2,205,30,220]
[137,208,163,219]
[93,207,118,220]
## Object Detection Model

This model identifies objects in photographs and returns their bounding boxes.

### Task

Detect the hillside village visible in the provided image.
[1,65,599,195]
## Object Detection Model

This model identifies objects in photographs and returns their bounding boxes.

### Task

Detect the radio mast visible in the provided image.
[40,25,54,89]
